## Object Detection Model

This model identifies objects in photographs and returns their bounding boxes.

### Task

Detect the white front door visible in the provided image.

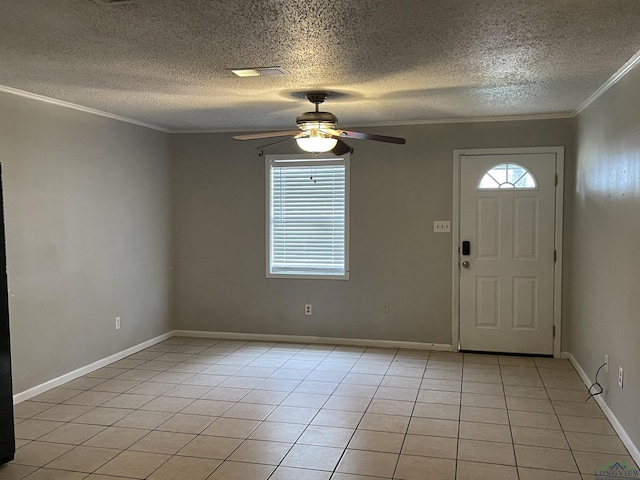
[459,152,558,354]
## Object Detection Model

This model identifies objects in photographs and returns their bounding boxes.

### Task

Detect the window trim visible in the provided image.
[265,153,350,280]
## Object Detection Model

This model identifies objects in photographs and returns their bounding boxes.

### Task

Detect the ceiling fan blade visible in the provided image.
[233,130,300,141]
[337,130,406,144]
[255,137,294,150]
[318,128,341,137]
[331,139,354,155]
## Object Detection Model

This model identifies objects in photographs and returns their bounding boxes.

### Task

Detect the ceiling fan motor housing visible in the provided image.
[296,111,338,130]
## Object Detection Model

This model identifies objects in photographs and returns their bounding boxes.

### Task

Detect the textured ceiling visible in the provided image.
[1,0,640,131]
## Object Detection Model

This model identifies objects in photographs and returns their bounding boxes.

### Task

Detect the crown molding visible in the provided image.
[0,85,169,133]
[575,48,640,116]
[6,43,640,136]
[344,112,575,128]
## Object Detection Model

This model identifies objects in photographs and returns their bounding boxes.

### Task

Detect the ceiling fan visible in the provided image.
[232,92,406,155]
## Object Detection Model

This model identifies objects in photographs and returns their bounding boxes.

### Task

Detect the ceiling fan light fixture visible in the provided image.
[296,129,338,153]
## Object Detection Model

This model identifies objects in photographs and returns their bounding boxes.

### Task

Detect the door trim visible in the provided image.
[452,147,564,358]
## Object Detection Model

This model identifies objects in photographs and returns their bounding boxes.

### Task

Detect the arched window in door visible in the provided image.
[478,163,538,190]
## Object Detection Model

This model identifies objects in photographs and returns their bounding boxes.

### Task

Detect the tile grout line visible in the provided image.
[542,359,588,477]
[136,335,227,479]
[454,355,464,480]
[326,347,394,479]
[262,342,343,480]
[165,338,307,479]
[14,392,137,477]
[177,340,402,479]
[225,340,339,479]
[499,357,521,480]
[90,337,236,479]
[390,350,430,480]
[98,338,299,479]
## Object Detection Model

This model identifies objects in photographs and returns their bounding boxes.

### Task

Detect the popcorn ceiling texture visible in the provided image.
[1,0,639,131]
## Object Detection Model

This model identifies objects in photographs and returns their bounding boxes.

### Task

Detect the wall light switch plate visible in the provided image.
[434,221,451,233]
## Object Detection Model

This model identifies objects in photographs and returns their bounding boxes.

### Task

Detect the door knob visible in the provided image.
[461,261,470,268]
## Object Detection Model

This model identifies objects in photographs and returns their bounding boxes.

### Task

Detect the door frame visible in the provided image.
[452,146,564,358]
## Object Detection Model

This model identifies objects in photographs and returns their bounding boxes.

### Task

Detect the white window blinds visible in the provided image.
[267,155,349,279]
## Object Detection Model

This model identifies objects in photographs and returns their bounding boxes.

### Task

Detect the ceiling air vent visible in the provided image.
[255,67,288,76]
[229,67,289,77]
[93,0,138,5]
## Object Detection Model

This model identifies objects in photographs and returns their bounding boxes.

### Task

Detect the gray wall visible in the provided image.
[0,92,173,393]
[566,64,640,447]
[171,119,574,345]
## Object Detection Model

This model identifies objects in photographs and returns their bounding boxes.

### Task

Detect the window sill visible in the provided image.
[266,273,350,280]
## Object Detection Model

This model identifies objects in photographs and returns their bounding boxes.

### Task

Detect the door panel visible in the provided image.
[476,277,500,328]
[477,198,500,259]
[512,277,537,329]
[459,153,556,355]
[513,197,538,259]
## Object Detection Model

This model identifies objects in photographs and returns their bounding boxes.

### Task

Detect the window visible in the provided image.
[478,163,537,190]
[266,153,350,279]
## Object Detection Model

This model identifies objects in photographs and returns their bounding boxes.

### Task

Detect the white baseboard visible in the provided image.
[13,332,173,404]
[171,330,452,352]
[562,351,640,466]
[12,329,450,405]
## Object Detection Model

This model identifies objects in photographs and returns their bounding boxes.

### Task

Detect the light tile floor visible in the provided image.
[2,337,638,480]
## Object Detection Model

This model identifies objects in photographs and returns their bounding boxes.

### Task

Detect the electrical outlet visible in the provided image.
[115,316,121,330]
[618,367,624,388]
[383,302,391,314]
[305,304,312,316]
[604,354,609,372]
[433,221,451,233]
